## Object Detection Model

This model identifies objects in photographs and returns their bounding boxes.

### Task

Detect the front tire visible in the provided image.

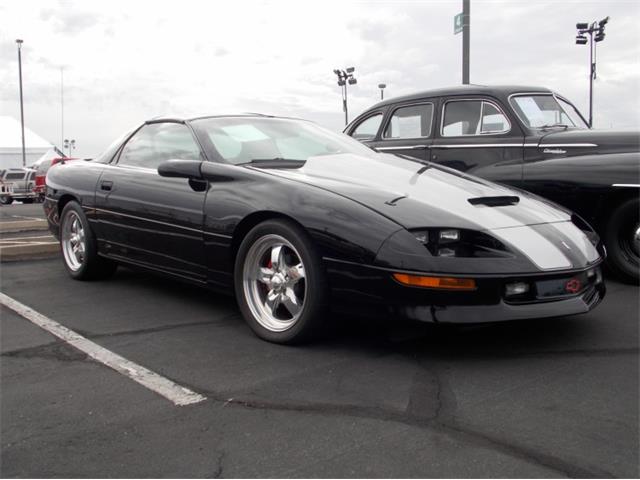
[234,219,327,344]
[0,196,13,205]
[604,197,639,283]
[60,201,117,280]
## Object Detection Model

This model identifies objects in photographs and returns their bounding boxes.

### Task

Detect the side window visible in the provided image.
[118,123,201,169]
[442,100,510,136]
[351,114,382,141]
[384,104,433,139]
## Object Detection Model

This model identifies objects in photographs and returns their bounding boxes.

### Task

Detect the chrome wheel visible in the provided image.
[61,210,86,271]
[242,234,306,332]
[631,224,640,257]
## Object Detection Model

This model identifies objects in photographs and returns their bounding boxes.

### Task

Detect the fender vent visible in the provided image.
[468,196,520,207]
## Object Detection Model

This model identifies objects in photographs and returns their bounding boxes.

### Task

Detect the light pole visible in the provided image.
[462,0,470,85]
[576,16,609,128]
[378,83,387,100]
[16,39,26,167]
[333,67,357,125]
[63,139,76,157]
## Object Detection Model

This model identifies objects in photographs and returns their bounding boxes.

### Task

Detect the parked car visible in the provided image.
[0,168,37,204]
[44,115,605,343]
[345,85,640,282]
[31,157,78,202]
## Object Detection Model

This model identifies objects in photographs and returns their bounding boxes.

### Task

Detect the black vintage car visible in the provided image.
[345,85,640,282]
[44,115,605,344]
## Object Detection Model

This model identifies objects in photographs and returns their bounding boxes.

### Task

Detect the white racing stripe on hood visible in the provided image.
[492,225,572,270]
[552,221,600,263]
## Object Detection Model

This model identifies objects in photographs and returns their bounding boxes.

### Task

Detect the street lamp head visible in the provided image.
[337,80,345,86]
[348,77,357,85]
[576,35,588,45]
[333,69,341,75]
[378,83,386,89]
[576,22,589,30]
[346,67,355,73]
[599,16,609,26]
[15,39,23,44]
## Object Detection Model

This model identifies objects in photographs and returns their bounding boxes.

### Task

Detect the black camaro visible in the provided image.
[44,115,605,343]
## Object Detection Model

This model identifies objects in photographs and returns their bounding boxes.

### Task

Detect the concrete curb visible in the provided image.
[0,220,49,233]
[0,242,59,262]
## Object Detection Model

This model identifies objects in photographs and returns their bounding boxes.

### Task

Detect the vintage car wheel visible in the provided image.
[605,198,639,283]
[0,196,13,205]
[60,201,117,280]
[234,219,327,344]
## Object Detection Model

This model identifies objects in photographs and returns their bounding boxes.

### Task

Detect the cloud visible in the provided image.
[0,0,638,156]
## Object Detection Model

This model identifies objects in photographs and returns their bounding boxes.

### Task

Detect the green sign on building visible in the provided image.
[454,12,463,34]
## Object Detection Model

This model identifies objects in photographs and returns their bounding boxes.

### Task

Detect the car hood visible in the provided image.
[264,153,571,231]
[539,128,640,153]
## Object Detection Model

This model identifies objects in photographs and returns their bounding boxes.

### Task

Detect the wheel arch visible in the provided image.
[594,188,639,230]
[230,210,310,263]
[57,193,80,216]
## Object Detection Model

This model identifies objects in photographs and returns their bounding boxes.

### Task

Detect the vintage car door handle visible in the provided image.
[100,180,113,191]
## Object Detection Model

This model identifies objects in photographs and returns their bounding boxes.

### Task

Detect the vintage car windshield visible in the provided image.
[510,94,589,129]
[192,117,377,165]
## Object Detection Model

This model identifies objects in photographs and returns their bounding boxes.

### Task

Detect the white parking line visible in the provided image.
[0,292,207,406]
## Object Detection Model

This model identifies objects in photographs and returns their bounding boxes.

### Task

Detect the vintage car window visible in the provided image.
[556,97,589,128]
[510,95,588,129]
[351,114,383,141]
[118,123,201,169]
[383,104,433,139]
[480,103,510,133]
[442,100,510,136]
[193,117,377,165]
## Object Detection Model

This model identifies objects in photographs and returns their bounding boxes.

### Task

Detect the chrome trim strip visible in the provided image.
[381,101,434,140]
[440,98,512,137]
[376,145,428,151]
[612,184,640,188]
[430,143,523,149]
[90,207,233,238]
[539,143,598,148]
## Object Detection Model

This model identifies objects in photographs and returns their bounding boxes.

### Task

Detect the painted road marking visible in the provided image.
[0,292,207,406]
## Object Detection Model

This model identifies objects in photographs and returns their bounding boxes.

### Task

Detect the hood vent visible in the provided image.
[468,196,520,207]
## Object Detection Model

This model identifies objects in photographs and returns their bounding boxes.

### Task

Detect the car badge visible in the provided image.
[565,278,581,294]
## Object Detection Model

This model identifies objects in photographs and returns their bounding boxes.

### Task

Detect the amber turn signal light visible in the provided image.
[392,273,476,290]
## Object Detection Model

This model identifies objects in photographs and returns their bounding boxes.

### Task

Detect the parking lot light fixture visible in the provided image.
[378,83,387,100]
[333,67,357,125]
[576,16,610,127]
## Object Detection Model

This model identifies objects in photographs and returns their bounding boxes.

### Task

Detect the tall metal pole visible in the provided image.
[61,67,64,153]
[589,27,595,128]
[343,83,348,125]
[16,39,26,167]
[462,0,470,84]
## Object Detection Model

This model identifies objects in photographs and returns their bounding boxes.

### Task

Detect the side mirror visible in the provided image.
[157,159,203,179]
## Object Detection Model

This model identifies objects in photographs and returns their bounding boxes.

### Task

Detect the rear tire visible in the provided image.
[604,197,639,283]
[60,201,117,280]
[234,219,327,344]
[0,196,13,205]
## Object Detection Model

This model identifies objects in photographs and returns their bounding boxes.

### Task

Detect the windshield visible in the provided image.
[191,117,377,165]
[509,94,589,129]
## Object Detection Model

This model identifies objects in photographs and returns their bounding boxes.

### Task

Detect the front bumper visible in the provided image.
[393,282,604,323]
[325,258,606,323]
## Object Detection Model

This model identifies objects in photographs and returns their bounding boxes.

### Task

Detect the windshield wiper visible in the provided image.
[238,158,306,169]
[538,123,570,130]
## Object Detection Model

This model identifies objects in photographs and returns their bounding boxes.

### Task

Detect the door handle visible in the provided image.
[100,180,113,191]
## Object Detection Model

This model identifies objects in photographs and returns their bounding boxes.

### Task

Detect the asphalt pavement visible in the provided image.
[0,204,638,478]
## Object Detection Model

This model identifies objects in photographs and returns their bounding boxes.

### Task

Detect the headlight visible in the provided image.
[411,228,512,258]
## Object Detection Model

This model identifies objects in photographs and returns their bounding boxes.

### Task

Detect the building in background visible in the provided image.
[0,116,63,169]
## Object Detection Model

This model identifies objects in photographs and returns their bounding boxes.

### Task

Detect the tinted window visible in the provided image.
[351,114,382,141]
[5,172,26,180]
[384,104,433,139]
[442,100,510,136]
[118,123,201,169]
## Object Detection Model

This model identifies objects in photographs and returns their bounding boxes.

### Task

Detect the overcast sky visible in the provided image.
[1,0,639,157]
